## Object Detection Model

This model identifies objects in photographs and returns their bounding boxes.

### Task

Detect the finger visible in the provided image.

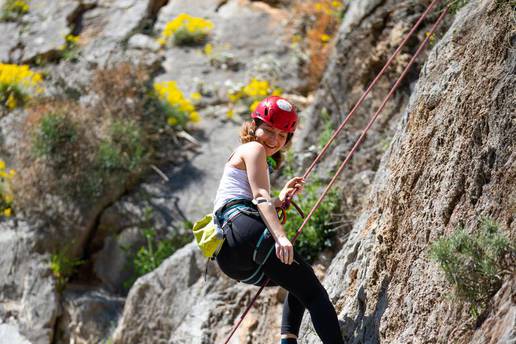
[277,250,284,263]
[294,177,305,184]
[281,248,289,264]
[281,250,287,264]
[290,177,303,186]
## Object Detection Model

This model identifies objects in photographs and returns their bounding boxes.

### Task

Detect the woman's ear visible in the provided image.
[250,120,257,136]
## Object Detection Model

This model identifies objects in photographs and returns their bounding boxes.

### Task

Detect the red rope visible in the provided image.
[293,6,449,244]
[222,3,449,343]
[302,0,443,181]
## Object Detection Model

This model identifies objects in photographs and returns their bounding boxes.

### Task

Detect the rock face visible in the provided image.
[55,287,124,344]
[300,1,514,343]
[112,242,285,343]
[0,219,59,344]
[470,276,515,344]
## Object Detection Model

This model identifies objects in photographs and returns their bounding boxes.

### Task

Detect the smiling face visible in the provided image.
[254,121,289,156]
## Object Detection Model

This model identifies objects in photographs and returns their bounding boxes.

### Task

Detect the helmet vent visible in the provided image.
[263,108,269,117]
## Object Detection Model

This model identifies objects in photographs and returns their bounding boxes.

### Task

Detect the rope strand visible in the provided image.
[302,0,443,181]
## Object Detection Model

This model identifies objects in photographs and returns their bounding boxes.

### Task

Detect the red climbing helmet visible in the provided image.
[251,96,298,133]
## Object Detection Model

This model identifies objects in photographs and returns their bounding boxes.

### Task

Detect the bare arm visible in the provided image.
[238,142,293,264]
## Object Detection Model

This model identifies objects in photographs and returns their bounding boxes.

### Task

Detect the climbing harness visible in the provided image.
[222,1,450,342]
[212,198,278,285]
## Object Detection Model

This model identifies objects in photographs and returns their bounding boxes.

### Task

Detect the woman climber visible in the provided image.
[213,96,344,344]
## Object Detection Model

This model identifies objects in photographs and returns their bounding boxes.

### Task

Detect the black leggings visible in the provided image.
[216,212,344,343]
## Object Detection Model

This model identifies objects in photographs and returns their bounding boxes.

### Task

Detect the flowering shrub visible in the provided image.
[153,81,200,127]
[0,64,43,110]
[226,78,282,118]
[0,160,15,218]
[1,0,29,21]
[291,0,345,89]
[158,13,214,46]
[60,34,80,61]
[314,0,344,17]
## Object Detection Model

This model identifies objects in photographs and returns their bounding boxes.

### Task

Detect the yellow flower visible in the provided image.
[203,43,213,56]
[9,169,16,177]
[226,108,234,119]
[6,93,17,109]
[189,111,201,123]
[291,34,302,44]
[65,34,80,45]
[0,160,5,170]
[272,88,283,96]
[6,0,29,15]
[249,100,261,113]
[156,38,166,46]
[228,91,242,103]
[0,64,44,108]
[154,80,199,126]
[320,34,331,43]
[242,78,271,98]
[3,208,12,217]
[425,31,436,45]
[160,13,214,45]
[331,1,342,8]
[167,117,178,126]
[190,92,202,101]
[4,193,13,204]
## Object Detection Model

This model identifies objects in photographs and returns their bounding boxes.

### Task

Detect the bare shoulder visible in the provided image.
[237,141,265,158]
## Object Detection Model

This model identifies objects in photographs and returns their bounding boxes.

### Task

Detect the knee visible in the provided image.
[302,282,331,309]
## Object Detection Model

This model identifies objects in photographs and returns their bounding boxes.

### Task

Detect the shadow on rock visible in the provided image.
[340,277,389,344]
[165,159,206,194]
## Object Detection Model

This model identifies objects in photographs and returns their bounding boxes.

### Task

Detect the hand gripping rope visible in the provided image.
[277,198,305,225]
[222,2,449,342]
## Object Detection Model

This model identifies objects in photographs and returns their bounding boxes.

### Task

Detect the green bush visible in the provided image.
[124,209,191,290]
[448,0,469,14]
[0,84,26,110]
[430,218,515,317]
[50,249,84,291]
[318,107,334,149]
[1,0,29,22]
[282,179,340,263]
[97,120,145,171]
[32,113,77,165]
[173,28,208,46]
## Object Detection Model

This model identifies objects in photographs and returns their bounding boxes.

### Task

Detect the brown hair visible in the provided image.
[239,119,293,169]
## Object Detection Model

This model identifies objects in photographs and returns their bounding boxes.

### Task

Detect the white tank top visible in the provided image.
[213,164,254,212]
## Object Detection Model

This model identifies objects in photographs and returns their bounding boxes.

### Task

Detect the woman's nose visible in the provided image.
[268,131,278,141]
